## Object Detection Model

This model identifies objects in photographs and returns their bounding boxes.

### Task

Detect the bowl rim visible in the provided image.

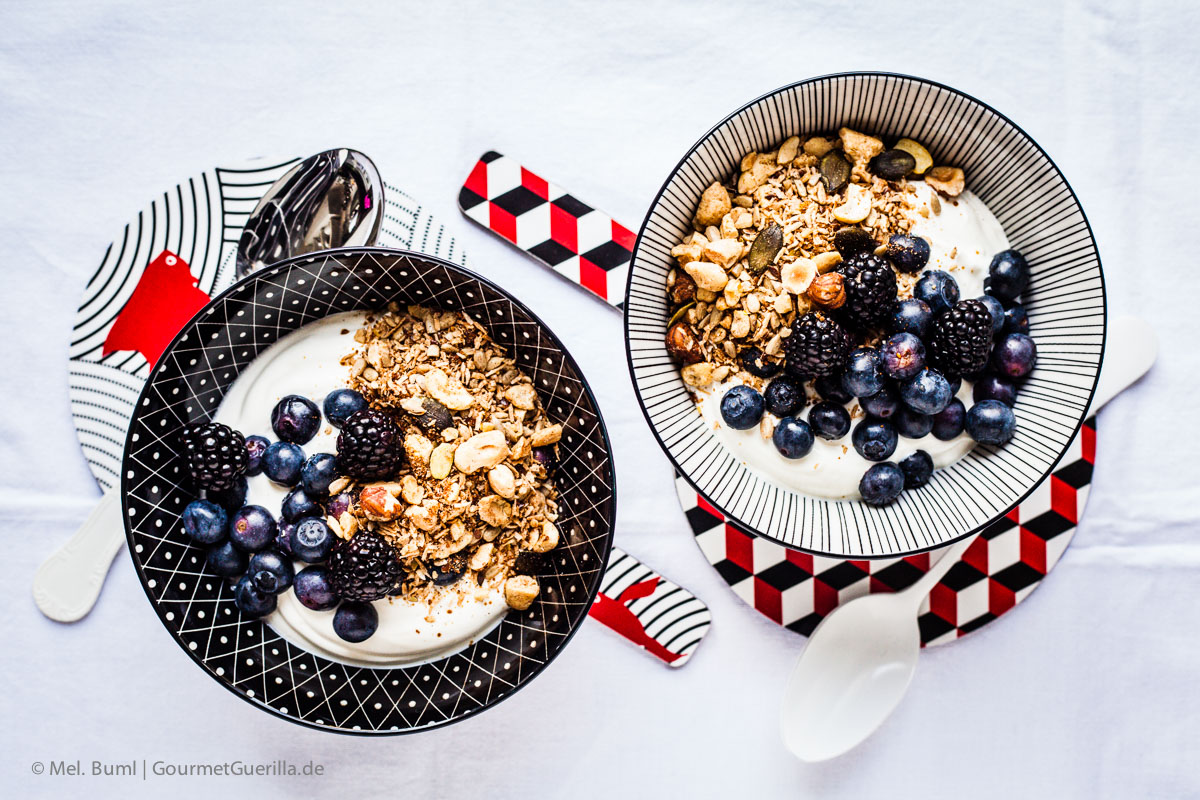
[121,245,618,734]
[622,70,1106,557]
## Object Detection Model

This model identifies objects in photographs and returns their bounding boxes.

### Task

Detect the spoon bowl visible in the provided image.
[236,148,384,276]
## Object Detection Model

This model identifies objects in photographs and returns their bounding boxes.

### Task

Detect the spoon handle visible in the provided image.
[903,533,979,606]
[32,490,124,622]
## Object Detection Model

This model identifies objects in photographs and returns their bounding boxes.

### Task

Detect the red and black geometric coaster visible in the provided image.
[459,152,634,311]
[680,417,1097,647]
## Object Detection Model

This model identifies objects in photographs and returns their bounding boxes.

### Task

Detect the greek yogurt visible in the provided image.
[695,185,1010,500]
[214,312,507,667]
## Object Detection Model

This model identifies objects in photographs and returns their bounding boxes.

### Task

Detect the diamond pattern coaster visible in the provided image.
[678,418,1096,646]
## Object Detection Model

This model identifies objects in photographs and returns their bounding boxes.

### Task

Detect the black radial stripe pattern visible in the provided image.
[122,249,615,733]
[623,73,1105,557]
[70,158,468,491]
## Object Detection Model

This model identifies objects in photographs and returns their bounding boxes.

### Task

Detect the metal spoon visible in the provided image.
[780,315,1157,762]
[34,148,384,623]
[236,148,383,276]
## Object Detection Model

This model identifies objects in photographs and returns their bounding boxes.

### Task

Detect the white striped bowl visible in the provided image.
[624,73,1105,557]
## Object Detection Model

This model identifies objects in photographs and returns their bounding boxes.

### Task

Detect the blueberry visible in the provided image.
[323,388,368,428]
[842,347,884,397]
[859,462,904,506]
[326,491,354,520]
[914,270,960,316]
[271,395,321,445]
[973,375,1018,406]
[992,333,1037,378]
[333,601,379,642]
[985,249,1029,302]
[206,540,247,577]
[860,384,900,418]
[291,517,335,563]
[229,505,277,552]
[181,499,227,544]
[739,347,781,378]
[899,451,934,489]
[899,368,953,415]
[300,453,339,496]
[881,333,926,380]
[894,407,934,439]
[431,554,468,586]
[281,487,321,522]
[244,435,270,476]
[532,446,558,473]
[978,295,1005,335]
[206,475,247,512]
[764,375,806,417]
[275,522,296,557]
[946,374,962,397]
[815,374,853,404]
[932,399,967,440]
[293,565,339,611]
[833,227,876,259]
[720,385,764,430]
[263,441,305,486]
[1002,304,1030,335]
[851,418,898,462]
[966,399,1017,445]
[234,574,277,618]
[773,417,815,459]
[809,401,851,440]
[247,549,294,594]
[891,299,933,338]
[885,234,931,274]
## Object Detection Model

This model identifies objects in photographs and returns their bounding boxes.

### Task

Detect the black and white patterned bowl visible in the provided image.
[122,248,615,733]
[625,72,1105,557]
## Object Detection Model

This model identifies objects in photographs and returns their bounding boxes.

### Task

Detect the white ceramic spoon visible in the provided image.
[781,315,1156,762]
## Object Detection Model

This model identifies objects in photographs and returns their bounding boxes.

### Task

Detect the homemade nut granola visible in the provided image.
[330,304,561,610]
[665,127,966,392]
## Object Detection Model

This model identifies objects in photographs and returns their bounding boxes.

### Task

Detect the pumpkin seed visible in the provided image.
[667,300,695,328]
[819,150,851,193]
[748,223,784,274]
[869,149,917,180]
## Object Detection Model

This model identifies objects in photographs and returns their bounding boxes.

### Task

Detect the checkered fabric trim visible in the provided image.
[681,418,1096,647]
[589,547,711,668]
[458,152,632,311]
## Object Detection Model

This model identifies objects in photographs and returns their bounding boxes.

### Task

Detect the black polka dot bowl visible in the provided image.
[121,248,615,733]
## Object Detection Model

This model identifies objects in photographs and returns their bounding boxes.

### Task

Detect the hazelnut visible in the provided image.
[669,271,697,305]
[808,273,847,309]
[360,485,402,520]
[667,321,700,367]
[926,166,965,197]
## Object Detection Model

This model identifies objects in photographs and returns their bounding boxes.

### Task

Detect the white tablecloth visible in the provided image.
[2,1,1198,797]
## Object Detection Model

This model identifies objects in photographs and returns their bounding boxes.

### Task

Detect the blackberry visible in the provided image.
[837,253,898,328]
[784,312,853,378]
[928,299,995,376]
[178,422,247,490]
[328,531,405,602]
[336,408,404,480]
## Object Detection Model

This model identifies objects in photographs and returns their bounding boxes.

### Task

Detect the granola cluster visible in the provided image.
[665,127,965,392]
[327,304,561,611]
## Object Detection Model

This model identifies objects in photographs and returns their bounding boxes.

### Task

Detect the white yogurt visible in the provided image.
[214,312,507,667]
[695,186,1010,500]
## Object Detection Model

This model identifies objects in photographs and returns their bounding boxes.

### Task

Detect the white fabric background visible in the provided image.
[2,1,1198,797]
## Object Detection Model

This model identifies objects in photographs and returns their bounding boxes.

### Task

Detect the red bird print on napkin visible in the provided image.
[102,250,210,367]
